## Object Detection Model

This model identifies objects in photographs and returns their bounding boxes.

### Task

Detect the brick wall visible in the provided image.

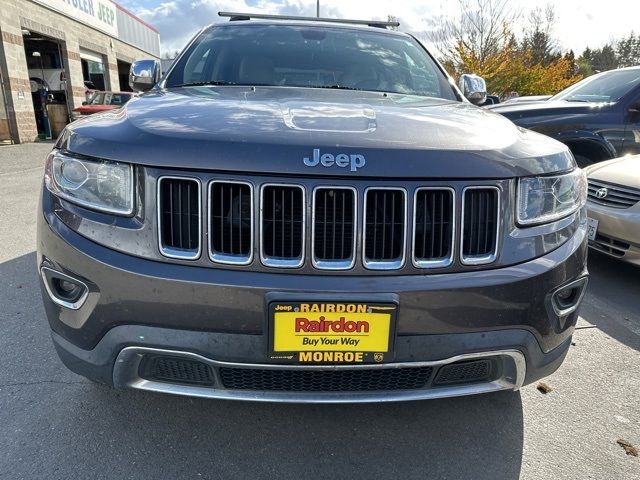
[0,0,159,143]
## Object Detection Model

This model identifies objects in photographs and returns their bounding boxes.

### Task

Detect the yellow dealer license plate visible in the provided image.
[269,302,397,364]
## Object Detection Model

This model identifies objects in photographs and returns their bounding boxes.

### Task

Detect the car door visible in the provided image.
[621,86,640,155]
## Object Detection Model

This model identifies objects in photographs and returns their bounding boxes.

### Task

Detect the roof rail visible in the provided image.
[218,11,400,29]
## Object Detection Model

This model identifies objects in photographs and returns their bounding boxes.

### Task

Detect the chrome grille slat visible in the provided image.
[157,176,201,260]
[363,188,407,270]
[461,186,500,265]
[413,188,455,268]
[208,181,254,265]
[312,187,357,270]
[260,184,305,268]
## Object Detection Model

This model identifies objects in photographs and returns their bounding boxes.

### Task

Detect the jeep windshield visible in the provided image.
[164,24,458,100]
[551,68,640,103]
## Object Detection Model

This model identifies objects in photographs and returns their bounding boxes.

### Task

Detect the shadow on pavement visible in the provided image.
[580,250,640,352]
[75,386,524,480]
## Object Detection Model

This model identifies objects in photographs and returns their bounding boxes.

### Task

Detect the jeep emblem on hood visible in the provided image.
[303,148,366,172]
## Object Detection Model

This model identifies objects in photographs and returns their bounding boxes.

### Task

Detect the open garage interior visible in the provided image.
[22,32,70,139]
[117,60,132,92]
[80,49,107,92]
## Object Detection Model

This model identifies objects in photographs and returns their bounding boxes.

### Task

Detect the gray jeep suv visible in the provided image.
[37,13,589,402]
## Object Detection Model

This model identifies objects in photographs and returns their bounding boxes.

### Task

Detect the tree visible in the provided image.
[426,0,520,70]
[577,47,595,77]
[452,29,581,97]
[562,50,579,78]
[161,50,180,60]
[387,15,399,31]
[521,5,559,66]
[580,44,618,73]
[616,32,640,67]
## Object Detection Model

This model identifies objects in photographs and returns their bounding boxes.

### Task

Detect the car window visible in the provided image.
[166,24,457,100]
[110,94,131,105]
[552,69,640,103]
[89,92,105,105]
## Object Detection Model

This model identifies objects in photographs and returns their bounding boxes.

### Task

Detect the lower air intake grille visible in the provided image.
[219,366,433,392]
[261,185,305,266]
[209,182,253,263]
[364,188,406,268]
[158,177,201,258]
[413,188,454,266]
[590,233,630,258]
[433,360,492,385]
[313,187,356,268]
[462,187,499,263]
[139,356,215,386]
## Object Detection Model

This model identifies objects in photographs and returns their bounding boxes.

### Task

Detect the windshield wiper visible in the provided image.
[308,84,364,91]
[173,80,239,87]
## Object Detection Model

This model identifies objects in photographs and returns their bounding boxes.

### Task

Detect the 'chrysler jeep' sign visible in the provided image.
[33,0,118,37]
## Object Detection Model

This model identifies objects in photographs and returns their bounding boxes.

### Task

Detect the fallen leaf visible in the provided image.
[617,439,638,457]
[537,382,553,394]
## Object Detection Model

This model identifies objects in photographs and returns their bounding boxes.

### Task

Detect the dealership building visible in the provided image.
[0,0,160,144]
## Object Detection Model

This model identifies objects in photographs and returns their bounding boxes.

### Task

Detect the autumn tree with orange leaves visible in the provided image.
[449,32,581,97]
[426,0,581,97]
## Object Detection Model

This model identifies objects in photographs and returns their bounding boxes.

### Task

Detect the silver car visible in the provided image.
[585,155,640,265]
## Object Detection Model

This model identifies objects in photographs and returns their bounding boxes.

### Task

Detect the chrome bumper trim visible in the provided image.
[113,347,526,403]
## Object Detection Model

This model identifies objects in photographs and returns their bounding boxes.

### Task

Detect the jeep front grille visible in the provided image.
[363,188,406,269]
[209,181,253,264]
[261,184,305,267]
[157,177,503,271]
[158,177,201,259]
[312,187,357,269]
[461,187,500,264]
[413,188,455,268]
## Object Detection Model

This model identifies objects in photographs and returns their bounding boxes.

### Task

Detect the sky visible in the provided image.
[118,0,640,57]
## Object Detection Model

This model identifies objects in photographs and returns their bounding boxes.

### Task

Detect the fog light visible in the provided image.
[58,279,77,293]
[40,267,89,310]
[556,288,575,302]
[551,277,588,317]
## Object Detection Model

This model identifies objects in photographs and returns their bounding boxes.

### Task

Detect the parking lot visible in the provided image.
[0,142,638,480]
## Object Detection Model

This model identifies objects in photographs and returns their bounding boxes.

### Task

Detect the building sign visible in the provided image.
[32,0,119,37]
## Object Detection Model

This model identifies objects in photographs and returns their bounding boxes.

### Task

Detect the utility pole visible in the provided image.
[316,0,319,17]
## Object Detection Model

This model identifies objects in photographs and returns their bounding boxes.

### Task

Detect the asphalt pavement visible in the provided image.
[0,143,638,480]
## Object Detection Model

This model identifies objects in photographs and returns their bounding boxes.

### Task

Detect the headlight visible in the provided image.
[45,151,134,215]
[517,169,587,226]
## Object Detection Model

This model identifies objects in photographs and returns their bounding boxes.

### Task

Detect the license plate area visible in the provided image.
[268,302,397,364]
[587,217,599,241]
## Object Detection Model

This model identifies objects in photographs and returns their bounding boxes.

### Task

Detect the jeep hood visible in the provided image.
[57,86,574,178]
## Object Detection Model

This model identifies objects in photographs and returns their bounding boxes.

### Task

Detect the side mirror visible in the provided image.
[129,59,161,92]
[459,74,487,106]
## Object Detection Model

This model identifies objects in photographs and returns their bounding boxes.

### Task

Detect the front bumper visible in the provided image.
[38,204,588,402]
[586,200,640,265]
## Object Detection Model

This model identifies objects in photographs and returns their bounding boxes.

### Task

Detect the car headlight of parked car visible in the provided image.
[45,150,134,215]
[517,169,587,226]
